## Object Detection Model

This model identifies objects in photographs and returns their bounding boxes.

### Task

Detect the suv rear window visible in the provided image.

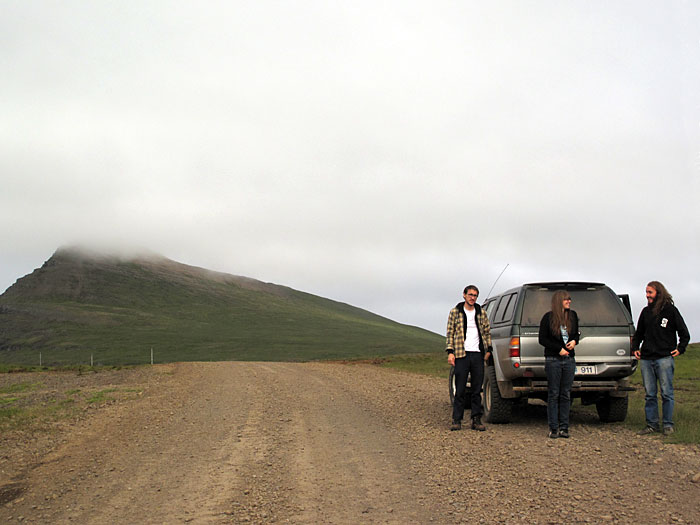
[520,287,629,327]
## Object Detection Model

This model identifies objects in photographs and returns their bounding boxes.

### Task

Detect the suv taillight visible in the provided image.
[509,336,520,358]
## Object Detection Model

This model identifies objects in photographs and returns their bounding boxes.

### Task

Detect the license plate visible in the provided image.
[575,365,596,375]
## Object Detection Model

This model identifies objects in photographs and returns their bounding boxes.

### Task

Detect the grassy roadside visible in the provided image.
[0,369,146,433]
[377,343,700,444]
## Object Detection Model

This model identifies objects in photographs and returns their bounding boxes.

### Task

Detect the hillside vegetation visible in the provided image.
[0,247,442,365]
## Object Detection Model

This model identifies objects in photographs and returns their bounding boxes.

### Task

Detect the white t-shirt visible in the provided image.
[464,307,480,353]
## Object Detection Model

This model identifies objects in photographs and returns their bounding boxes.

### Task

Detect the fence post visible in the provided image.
[151,347,154,365]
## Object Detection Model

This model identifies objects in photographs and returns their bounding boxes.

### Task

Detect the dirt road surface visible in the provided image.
[2,362,700,524]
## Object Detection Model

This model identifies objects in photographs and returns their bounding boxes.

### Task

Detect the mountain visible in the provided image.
[0,247,442,366]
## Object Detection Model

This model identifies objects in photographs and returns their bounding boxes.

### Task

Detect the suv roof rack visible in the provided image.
[524,282,605,288]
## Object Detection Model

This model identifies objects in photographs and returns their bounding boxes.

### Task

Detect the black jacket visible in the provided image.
[632,302,690,359]
[538,310,580,358]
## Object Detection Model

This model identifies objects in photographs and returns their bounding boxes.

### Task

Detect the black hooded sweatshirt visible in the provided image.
[632,302,690,359]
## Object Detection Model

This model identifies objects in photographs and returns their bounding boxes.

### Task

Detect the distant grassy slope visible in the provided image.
[0,247,442,365]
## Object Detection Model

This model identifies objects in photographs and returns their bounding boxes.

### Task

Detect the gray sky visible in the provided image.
[2,1,699,340]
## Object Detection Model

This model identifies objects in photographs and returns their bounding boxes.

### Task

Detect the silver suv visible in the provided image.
[449,282,637,423]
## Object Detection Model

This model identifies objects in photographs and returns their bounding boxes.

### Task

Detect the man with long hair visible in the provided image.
[633,281,690,435]
[446,285,493,431]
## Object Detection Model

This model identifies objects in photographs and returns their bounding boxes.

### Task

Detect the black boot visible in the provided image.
[471,416,486,431]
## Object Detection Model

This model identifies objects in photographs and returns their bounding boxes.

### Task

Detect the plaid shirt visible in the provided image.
[446,302,493,358]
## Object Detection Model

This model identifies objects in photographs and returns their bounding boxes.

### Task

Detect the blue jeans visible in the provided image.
[545,356,575,432]
[639,356,675,429]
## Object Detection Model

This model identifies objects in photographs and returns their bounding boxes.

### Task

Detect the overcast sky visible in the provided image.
[2,1,698,340]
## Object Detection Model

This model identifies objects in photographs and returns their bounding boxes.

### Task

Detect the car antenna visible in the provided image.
[485,263,509,301]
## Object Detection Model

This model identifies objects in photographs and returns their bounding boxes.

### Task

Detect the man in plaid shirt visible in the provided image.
[446,285,493,431]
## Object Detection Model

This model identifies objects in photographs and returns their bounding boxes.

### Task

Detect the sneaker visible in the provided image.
[471,417,486,432]
[548,430,559,439]
[638,426,658,435]
[663,426,674,435]
[450,420,462,431]
[559,429,569,439]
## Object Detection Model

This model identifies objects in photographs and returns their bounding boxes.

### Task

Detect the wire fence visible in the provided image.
[0,348,157,368]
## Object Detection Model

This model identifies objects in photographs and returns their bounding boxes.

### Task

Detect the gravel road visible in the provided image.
[2,362,700,524]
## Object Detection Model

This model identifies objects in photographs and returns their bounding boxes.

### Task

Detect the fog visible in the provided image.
[1,1,698,339]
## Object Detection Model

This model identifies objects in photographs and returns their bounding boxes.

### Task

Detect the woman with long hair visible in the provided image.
[539,290,580,438]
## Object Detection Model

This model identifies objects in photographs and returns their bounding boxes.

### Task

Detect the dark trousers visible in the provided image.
[545,355,575,432]
[452,352,484,422]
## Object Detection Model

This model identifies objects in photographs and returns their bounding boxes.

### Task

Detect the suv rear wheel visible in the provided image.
[595,394,628,422]
[483,364,512,423]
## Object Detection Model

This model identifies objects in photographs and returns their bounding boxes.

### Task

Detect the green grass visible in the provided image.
[86,388,118,404]
[379,352,448,377]
[0,406,22,422]
[0,398,73,430]
[0,381,40,394]
[0,381,143,431]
